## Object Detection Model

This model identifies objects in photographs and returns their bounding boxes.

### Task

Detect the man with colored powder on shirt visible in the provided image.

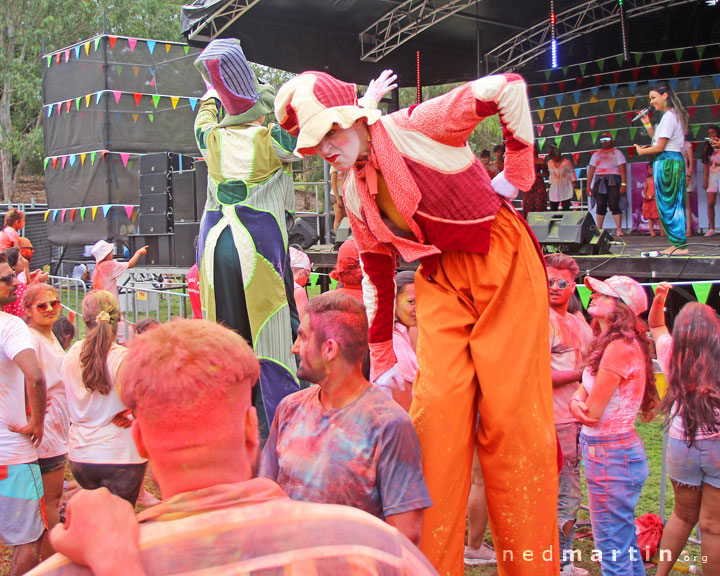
[28,318,439,576]
[0,254,48,576]
[545,253,593,576]
[259,291,432,546]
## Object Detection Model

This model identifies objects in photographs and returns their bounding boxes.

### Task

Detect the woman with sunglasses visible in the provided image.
[62,290,147,505]
[22,284,68,554]
[648,284,720,575]
[569,275,658,576]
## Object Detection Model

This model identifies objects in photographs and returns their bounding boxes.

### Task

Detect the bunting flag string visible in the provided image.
[574,280,718,309]
[44,149,141,170]
[46,204,139,224]
[44,35,193,68]
[44,89,202,117]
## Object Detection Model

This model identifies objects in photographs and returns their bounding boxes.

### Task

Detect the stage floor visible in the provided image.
[574,232,720,281]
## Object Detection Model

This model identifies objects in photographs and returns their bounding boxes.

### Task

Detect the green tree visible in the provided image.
[0,0,184,202]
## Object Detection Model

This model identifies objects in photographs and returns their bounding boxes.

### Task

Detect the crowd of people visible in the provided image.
[1,38,720,576]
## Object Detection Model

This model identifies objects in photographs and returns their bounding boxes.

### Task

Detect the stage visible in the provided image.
[572,233,720,282]
[307,233,720,282]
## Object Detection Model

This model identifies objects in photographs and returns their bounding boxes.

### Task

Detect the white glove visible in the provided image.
[374,363,405,392]
[491,170,519,199]
[358,70,398,109]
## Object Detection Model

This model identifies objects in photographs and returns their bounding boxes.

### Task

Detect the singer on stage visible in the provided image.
[635,82,689,255]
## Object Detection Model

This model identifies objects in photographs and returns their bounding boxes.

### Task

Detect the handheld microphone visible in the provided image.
[632,106,653,123]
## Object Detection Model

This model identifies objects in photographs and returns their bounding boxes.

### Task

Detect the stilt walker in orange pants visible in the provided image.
[276,71,559,576]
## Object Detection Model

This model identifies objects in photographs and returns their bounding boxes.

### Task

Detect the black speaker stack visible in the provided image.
[129,153,206,267]
[526,211,612,255]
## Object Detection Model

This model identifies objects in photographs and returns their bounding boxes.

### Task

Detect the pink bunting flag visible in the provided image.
[536,124,545,136]
[693,61,701,74]
[60,209,67,221]
[558,81,566,92]
[570,119,579,132]
[60,156,67,168]
[64,49,70,62]
[612,71,620,83]
[625,111,635,124]
[672,63,681,75]
[607,114,615,127]
[128,38,137,52]
[688,107,697,120]
[541,84,549,95]
[113,91,122,104]
[711,105,720,118]
[120,153,130,167]
[589,116,598,130]
[572,153,581,165]
[553,122,562,135]
[631,68,640,80]
[124,205,134,219]
[576,77,583,87]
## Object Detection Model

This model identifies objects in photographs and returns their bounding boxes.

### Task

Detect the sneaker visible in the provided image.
[560,563,589,576]
[464,542,497,566]
[705,228,715,237]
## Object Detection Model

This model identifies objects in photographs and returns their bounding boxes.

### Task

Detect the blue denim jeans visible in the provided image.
[557,422,582,568]
[580,431,648,576]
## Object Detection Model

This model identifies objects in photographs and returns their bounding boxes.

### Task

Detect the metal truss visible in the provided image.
[185,0,261,43]
[485,0,697,73]
[360,0,479,62]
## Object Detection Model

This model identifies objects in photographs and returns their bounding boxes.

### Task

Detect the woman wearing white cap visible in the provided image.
[569,275,659,576]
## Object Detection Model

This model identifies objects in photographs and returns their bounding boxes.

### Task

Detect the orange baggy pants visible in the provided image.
[410,206,559,576]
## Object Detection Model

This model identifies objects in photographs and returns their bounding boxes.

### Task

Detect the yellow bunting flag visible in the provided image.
[132,113,139,123]
[589,95,598,103]
[690,91,699,105]
[44,211,49,222]
[165,43,171,53]
[170,96,179,109]
[84,42,90,55]
[538,109,546,122]
[132,66,140,77]
[85,94,91,107]
[713,89,720,104]
[553,107,562,120]
[80,153,86,166]
[91,206,98,220]
[571,104,580,117]
[627,97,636,110]
[608,99,617,112]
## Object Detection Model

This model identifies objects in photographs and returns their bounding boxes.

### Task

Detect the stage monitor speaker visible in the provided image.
[288,217,320,250]
[169,171,195,222]
[194,161,208,221]
[129,234,175,266]
[174,222,201,267]
[139,192,172,216]
[140,152,194,175]
[527,211,611,255]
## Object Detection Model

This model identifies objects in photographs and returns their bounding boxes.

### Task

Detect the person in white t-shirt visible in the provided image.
[647,283,720,576]
[0,255,47,575]
[22,283,69,558]
[62,290,147,505]
[587,133,627,235]
[635,82,690,255]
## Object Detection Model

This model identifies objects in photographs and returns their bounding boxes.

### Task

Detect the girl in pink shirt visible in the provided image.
[388,270,417,412]
[0,209,24,250]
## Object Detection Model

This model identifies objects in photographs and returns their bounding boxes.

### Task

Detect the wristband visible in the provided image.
[643,122,651,129]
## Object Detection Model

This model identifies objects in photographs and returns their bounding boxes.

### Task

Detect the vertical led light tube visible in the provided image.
[550,0,558,68]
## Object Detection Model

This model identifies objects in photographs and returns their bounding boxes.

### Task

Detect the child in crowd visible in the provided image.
[330,239,364,303]
[91,240,148,302]
[290,247,311,319]
[387,270,417,412]
[0,209,25,249]
[642,164,663,237]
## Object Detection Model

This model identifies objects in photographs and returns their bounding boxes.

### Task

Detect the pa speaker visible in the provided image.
[288,217,320,250]
[527,211,610,255]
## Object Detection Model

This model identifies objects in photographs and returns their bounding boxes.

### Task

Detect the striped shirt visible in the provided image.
[28,478,438,575]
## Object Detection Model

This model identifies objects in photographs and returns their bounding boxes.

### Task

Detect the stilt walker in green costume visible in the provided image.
[194,40,301,437]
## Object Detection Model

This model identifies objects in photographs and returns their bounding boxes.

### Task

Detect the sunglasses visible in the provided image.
[548,278,571,289]
[0,272,17,284]
[31,300,61,312]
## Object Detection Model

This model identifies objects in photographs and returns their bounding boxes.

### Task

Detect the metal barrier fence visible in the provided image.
[49,274,191,340]
[293,180,333,244]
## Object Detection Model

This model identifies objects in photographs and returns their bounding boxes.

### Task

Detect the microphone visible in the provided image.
[632,106,653,123]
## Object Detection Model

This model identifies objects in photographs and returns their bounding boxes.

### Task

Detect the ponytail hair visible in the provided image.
[651,82,689,136]
[79,290,120,394]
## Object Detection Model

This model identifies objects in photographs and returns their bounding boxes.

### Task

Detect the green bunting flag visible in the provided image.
[591,131,600,144]
[577,285,591,310]
[562,66,569,77]
[544,70,551,82]
[310,273,319,286]
[692,124,701,138]
[80,207,86,221]
[572,133,580,146]
[43,158,49,170]
[579,63,586,76]
[538,137,546,150]
[554,136,563,147]
[654,52,662,64]
[634,53,643,66]
[629,127,638,141]
[597,59,605,71]
[674,49,684,62]
[183,46,190,55]
[330,278,338,290]
[616,55,624,67]
[148,113,154,123]
[650,284,659,294]
[692,282,712,304]
[90,151,97,166]
[152,95,161,108]
[697,46,705,59]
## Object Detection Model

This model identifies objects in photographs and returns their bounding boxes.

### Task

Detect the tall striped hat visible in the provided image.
[195,39,258,116]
